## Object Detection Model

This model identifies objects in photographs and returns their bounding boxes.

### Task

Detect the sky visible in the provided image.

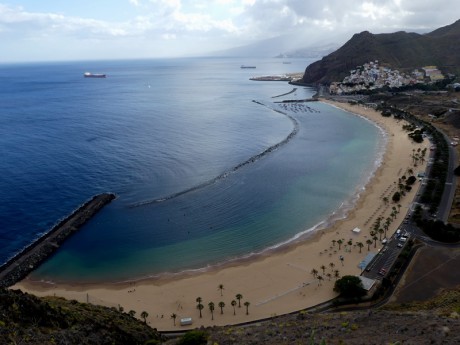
[0,0,459,62]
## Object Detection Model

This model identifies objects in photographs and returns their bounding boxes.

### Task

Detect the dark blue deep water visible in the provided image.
[0,58,383,283]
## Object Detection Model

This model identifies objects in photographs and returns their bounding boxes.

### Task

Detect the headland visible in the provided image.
[13,101,429,331]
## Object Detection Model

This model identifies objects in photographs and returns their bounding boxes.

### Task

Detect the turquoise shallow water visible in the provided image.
[0,58,384,283]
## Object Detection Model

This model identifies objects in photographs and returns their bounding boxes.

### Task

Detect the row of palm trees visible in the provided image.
[310,264,341,286]
[196,292,250,321]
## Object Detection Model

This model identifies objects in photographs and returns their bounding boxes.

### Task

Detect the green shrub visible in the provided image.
[177,330,208,345]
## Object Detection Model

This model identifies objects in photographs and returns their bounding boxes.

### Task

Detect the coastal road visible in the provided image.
[437,130,458,222]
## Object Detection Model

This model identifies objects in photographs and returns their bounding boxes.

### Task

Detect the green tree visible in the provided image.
[244,301,250,315]
[218,284,224,296]
[171,313,177,326]
[231,300,237,315]
[334,275,367,299]
[141,310,149,324]
[177,330,208,345]
[236,293,243,308]
[208,302,215,320]
[218,301,225,314]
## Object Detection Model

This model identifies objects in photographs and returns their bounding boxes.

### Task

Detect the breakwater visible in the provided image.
[0,193,116,288]
[130,101,299,208]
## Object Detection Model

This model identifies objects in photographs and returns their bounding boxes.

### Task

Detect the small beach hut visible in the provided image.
[352,227,361,234]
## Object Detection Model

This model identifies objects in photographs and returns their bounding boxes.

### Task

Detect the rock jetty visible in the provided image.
[0,193,116,288]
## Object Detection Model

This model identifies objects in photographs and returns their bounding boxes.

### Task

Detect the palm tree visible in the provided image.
[320,265,326,275]
[128,310,136,318]
[373,235,378,248]
[317,275,323,286]
[329,262,335,271]
[332,239,336,247]
[311,268,318,278]
[140,311,149,324]
[337,239,343,250]
[208,302,215,320]
[244,301,250,315]
[334,269,340,280]
[197,302,204,318]
[382,196,389,205]
[236,293,243,308]
[218,284,224,296]
[196,296,203,318]
[347,239,353,251]
[218,301,225,314]
[326,273,332,281]
[366,239,373,251]
[378,228,384,240]
[356,241,364,253]
[171,313,177,326]
[231,300,237,315]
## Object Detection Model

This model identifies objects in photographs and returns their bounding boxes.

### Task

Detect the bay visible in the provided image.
[0,57,383,283]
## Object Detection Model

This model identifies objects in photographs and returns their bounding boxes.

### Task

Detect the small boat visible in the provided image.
[84,72,106,78]
[240,65,256,69]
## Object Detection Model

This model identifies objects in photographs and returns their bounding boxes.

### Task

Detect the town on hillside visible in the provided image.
[329,60,450,95]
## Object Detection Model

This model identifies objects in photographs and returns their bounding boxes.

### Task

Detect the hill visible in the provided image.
[205,288,460,345]
[0,288,164,345]
[3,285,460,345]
[301,19,460,85]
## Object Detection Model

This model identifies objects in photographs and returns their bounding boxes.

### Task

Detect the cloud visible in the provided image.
[0,0,459,61]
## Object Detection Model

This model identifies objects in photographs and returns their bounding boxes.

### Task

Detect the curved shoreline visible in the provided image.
[0,193,116,288]
[129,100,299,208]
[14,101,430,332]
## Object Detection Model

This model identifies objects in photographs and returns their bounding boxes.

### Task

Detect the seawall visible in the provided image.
[0,193,116,288]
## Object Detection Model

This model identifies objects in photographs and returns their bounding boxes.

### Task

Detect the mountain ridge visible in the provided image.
[301,19,460,85]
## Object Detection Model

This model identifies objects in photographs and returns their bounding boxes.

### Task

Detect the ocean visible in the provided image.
[0,57,384,283]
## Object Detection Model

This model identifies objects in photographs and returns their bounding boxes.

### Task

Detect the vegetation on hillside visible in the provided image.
[0,288,164,345]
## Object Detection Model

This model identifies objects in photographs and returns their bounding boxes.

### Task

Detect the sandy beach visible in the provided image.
[13,100,429,331]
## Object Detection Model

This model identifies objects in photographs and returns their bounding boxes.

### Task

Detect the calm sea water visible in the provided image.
[0,58,384,283]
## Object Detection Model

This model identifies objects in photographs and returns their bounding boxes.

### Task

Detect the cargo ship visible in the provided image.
[240,65,256,69]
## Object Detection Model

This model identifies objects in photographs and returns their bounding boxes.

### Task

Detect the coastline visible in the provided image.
[13,100,429,331]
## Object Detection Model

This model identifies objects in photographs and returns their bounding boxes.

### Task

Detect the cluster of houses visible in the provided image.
[329,60,445,95]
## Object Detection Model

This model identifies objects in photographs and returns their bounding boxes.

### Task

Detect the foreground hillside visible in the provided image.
[3,286,459,345]
[204,289,460,345]
[0,288,164,345]
[302,19,460,84]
